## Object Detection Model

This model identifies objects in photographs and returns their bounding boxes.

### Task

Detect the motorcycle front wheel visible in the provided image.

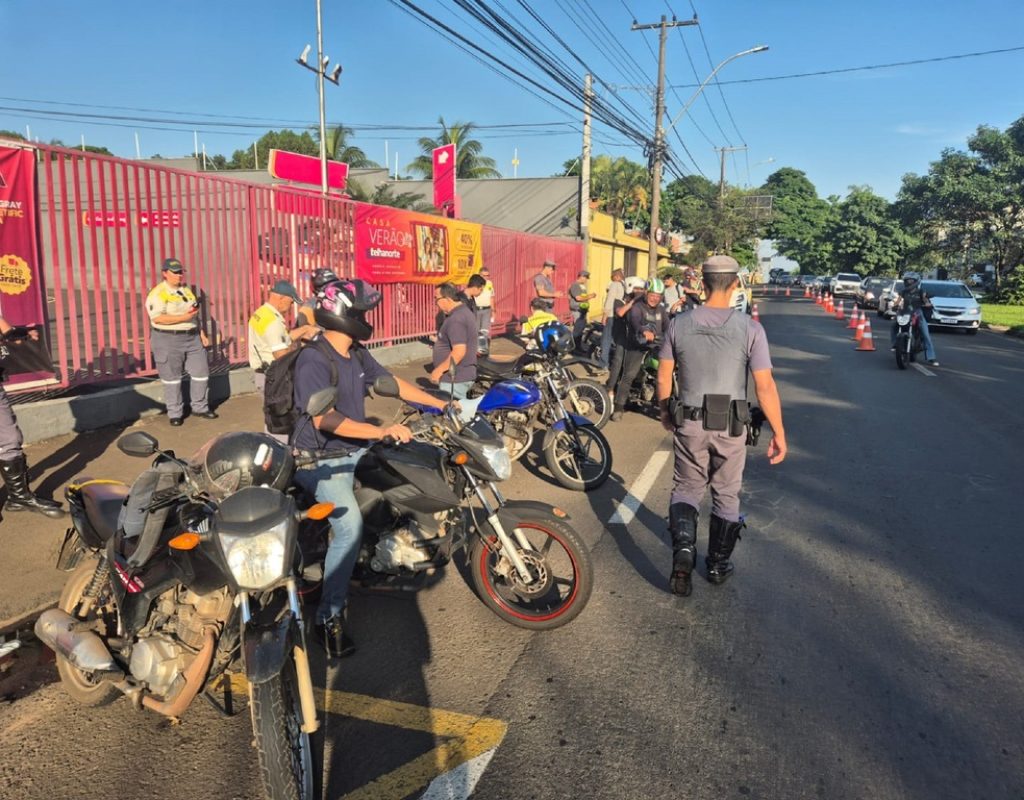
[470,506,593,630]
[542,425,612,491]
[251,657,315,800]
[895,334,908,370]
[565,379,612,429]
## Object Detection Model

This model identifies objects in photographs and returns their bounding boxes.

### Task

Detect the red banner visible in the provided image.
[433,143,456,215]
[0,146,51,384]
[268,149,348,191]
[354,202,481,285]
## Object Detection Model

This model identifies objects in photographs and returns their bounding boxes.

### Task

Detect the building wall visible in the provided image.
[583,210,668,320]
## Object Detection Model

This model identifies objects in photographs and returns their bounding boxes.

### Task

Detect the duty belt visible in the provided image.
[679,406,703,421]
[152,328,198,336]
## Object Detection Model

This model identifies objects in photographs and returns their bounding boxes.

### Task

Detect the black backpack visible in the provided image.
[262,339,369,435]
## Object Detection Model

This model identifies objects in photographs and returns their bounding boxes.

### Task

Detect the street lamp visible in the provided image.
[296,0,342,195]
[665,45,768,136]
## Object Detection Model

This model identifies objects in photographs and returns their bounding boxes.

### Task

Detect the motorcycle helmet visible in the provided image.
[310,267,339,293]
[645,277,665,295]
[192,432,294,499]
[314,278,382,342]
[534,320,574,355]
[624,276,646,294]
[902,271,921,289]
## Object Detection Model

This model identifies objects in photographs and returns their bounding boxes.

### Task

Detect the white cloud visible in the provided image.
[895,124,946,136]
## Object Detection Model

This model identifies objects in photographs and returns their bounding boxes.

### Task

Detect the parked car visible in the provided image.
[856,277,895,310]
[922,280,981,334]
[731,271,753,314]
[876,279,902,317]
[832,272,862,299]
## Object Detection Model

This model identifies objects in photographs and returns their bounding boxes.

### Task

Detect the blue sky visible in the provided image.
[2,0,1022,200]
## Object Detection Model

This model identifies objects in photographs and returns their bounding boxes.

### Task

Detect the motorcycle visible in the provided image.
[577,320,605,364]
[622,352,661,417]
[471,354,613,491]
[893,308,925,370]
[36,429,332,800]
[343,376,593,628]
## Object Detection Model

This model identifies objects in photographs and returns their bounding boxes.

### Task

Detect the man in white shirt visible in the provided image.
[599,268,625,369]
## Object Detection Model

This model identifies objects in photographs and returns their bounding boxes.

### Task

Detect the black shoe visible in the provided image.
[169,417,184,427]
[314,616,356,659]
[196,411,219,420]
[610,410,623,422]
[0,456,65,519]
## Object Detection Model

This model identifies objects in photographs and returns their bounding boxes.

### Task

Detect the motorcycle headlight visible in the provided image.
[896,313,911,326]
[219,517,292,590]
[479,442,512,481]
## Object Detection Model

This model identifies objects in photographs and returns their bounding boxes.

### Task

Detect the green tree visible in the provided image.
[346,180,431,212]
[0,130,27,141]
[322,124,377,168]
[660,175,764,266]
[47,138,113,156]
[407,117,500,179]
[827,186,912,276]
[588,154,650,227]
[762,167,837,273]
[229,129,319,170]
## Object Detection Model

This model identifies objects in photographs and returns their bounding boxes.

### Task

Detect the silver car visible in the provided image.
[876,279,901,318]
[921,280,981,334]
[832,272,862,298]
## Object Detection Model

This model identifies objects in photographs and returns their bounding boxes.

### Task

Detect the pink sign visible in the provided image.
[268,149,348,191]
[432,143,456,216]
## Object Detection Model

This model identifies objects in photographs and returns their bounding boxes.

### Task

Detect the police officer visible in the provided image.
[145,257,217,426]
[656,255,787,597]
[0,318,64,518]
[248,279,320,392]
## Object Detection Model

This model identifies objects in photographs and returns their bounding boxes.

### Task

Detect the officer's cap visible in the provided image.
[542,260,557,269]
[270,280,301,303]
[702,255,740,274]
[161,257,185,274]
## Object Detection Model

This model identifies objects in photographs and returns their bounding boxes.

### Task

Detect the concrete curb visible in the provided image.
[16,339,433,446]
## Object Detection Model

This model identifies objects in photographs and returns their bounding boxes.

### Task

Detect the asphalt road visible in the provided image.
[1,295,1022,800]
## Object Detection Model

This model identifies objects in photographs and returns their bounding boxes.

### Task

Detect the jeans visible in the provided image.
[293,449,366,623]
[598,321,614,368]
[890,314,936,361]
[613,349,647,412]
[571,311,588,349]
[442,381,473,401]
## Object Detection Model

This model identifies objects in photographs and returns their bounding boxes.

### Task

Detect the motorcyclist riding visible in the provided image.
[890,271,939,366]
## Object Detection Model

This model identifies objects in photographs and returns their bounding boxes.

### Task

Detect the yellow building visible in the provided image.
[583,209,670,320]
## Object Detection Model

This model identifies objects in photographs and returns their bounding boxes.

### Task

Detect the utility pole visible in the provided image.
[631,14,698,277]
[296,0,343,195]
[716,146,747,206]
[580,73,592,240]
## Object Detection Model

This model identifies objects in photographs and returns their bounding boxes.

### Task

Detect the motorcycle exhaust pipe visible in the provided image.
[34,608,119,674]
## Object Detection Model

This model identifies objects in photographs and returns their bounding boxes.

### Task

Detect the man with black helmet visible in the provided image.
[296,267,339,328]
[291,278,449,658]
[656,255,787,598]
[890,271,939,366]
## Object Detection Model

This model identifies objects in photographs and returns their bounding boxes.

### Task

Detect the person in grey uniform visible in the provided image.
[145,257,217,426]
[0,318,64,518]
[656,255,787,597]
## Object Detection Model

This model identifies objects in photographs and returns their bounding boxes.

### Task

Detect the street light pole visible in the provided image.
[665,45,769,137]
[296,0,343,196]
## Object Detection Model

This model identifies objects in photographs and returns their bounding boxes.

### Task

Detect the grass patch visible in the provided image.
[981,304,1024,334]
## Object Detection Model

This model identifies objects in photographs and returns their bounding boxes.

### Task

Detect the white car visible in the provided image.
[731,271,752,314]
[832,272,862,298]
[921,280,981,334]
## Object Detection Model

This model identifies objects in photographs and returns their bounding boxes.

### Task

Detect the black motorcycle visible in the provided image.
[893,308,925,370]
[335,376,594,628]
[36,430,330,800]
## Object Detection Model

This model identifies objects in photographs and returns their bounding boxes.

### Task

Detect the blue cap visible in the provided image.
[161,257,185,273]
[270,280,301,303]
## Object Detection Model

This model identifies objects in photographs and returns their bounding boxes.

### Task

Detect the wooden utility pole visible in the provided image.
[580,74,592,239]
[631,14,698,277]
[716,146,747,206]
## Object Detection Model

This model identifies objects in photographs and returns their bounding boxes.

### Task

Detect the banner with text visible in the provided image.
[0,146,52,385]
[354,202,482,285]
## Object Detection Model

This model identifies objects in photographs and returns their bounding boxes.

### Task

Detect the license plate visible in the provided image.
[938,317,959,324]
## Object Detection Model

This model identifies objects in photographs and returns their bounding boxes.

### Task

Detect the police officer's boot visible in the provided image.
[668,502,699,596]
[0,456,65,518]
[706,514,744,585]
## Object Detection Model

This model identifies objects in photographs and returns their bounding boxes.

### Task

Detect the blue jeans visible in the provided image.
[599,321,614,368]
[890,314,936,361]
[293,449,366,623]
[443,381,473,401]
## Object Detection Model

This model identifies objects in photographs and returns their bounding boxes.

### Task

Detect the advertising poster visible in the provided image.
[0,145,52,384]
[354,202,482,285]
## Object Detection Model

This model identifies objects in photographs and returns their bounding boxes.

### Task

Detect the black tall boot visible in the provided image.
[706,515,744,584]
[668,502,699,596]
[0,456,65,519]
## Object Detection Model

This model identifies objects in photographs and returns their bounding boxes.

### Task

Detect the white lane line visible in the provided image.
[608,449,671,525]
[912,363,936,377]
[419,747,499,800]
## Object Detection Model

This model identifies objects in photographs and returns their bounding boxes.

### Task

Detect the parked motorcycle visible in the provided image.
[472,354,613,490]
[893,309,925,370]
[348,376,593,628]
[577,320,605,363]
[622,352,661,417]
[37,429,332,800]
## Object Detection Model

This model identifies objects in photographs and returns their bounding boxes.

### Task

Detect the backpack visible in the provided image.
[262,339,368,435]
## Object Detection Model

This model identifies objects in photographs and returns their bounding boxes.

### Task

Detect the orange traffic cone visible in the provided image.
[854,313,866,342]
[785,286,791,297]
[824,296,832,313]
[856,317,876,351]
[835,299,845,320]
[774,284,780,296]
[804,285,811,298]
[847,306,860,329]
[752,303,760,322]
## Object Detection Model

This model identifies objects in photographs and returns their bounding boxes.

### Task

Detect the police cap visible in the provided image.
[701,255,740,274]
[161,257,185,274]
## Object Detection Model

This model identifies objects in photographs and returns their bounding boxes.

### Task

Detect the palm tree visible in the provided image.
[407,117,501,179]
[345,180,431,211]
[321,124,377,168]
[590,155,650,221]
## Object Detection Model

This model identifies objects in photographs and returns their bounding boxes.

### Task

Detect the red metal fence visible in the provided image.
[17,143,582,398]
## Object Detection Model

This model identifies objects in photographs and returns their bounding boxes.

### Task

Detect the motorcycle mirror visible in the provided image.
[306,387,336,418]
[117,431,160,458]
[372,375,401,398]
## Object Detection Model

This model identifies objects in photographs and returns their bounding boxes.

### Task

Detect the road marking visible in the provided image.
[608,449,670,525]
[320,690,507,800]
[911,363,936,377]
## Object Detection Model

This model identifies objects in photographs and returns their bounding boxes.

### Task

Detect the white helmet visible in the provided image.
[624,276,646,293]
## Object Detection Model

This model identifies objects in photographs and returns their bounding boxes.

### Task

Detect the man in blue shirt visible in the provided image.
[292,278,448,658]
[431,282,478,400]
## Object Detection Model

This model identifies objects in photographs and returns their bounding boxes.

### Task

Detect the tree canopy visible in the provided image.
[407,117,500,179]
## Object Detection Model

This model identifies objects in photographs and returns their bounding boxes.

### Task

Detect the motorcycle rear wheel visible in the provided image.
[542,426,612,491]
[251,657,315,800]
[55,558,121,707]
[470,507,593,630]
[565,379,612,429]
[895,334,908,370]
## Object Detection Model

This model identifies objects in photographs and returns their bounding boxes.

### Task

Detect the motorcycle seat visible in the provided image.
[477,355,522,380]
[81,482,130,543]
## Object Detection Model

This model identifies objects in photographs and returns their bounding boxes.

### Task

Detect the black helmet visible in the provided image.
[192,432,294,499]
[535,320,573,355]
[314,278,382,342]
[902,270,921,288]
[310,267,339,293]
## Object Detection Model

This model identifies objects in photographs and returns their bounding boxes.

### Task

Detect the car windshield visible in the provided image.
[866,279,890,289]
[922,281,973,298]
[837,273,860,282]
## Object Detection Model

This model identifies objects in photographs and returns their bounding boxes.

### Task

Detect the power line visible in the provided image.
[682,0,745,144]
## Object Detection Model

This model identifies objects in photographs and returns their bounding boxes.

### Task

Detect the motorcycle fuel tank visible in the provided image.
[356,443,460,513]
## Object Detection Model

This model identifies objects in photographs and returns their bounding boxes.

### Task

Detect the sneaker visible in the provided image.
[928,360,940,367]
[610,410,623,422]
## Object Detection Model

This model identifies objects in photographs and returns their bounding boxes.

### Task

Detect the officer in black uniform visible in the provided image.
[656,255,787,597]
[0,318,63,517]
